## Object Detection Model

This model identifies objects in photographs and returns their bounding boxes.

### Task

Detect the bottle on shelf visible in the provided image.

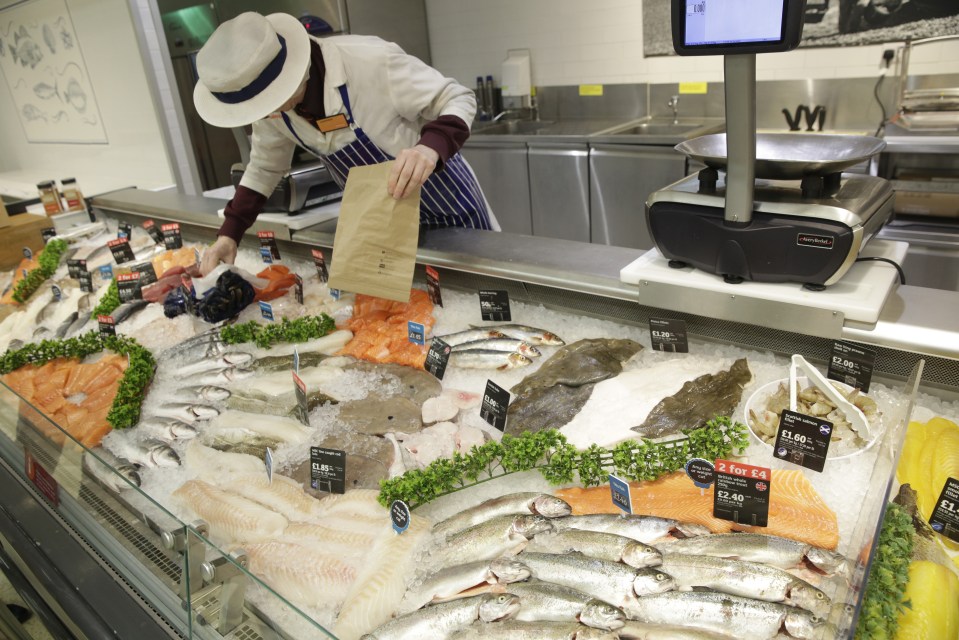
[37,180,64,216]
[60,178,85,212]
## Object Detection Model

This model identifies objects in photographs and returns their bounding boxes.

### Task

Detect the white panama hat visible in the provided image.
[193,12,310,128]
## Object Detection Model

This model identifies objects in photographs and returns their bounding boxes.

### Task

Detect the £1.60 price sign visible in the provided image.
[713,459,771,528]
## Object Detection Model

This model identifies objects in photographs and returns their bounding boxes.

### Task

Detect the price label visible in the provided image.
[259,301,274,321]
[293,274,304,305]
[773,410,832,473]
[609,474,632,514]
[310,446,346,494]
[827,341,875,393]
[292,370,309,427]
[108,237,136,264]
[118,221,132,239]
[132,261,158,287]
[479,289,511,322]
[258,231,281,262]
[650,317,689,353]
[116,272,142,302]
[481,379,510,432]
[97,314,116,336]
[99,264,113,280]
[162,223,183,249]
[67,259,88,279]
[929,477,959,543]
[408,321,425,345]
[22,247,33,260]
[293,346,300,374]
[41,227,57,242]
[391,500,411,534]
[685,458,716,489]
[426,266,443,307]
[25,453,59,507]
[713,459,770,527]
[424,337,451,380]
[51,284,62,301]
[143,219,164,244]
[78,271,93,293]
[312,249,329,282]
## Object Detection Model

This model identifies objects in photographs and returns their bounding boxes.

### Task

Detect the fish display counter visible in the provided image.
[0,189,956,640]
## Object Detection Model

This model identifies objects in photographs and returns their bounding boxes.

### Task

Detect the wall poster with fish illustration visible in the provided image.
[0,0,106,143]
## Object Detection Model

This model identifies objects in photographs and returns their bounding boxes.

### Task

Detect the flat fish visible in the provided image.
[243,541,356,609]
[337,397,423,435]
[173,479,287,544]
[632,358,752,438]
[506,339,643,435]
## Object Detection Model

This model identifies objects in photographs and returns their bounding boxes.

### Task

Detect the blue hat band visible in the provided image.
[211,34,288,105]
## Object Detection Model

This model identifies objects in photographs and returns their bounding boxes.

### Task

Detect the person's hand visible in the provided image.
[200,236,238,275]
[388,145,439,199]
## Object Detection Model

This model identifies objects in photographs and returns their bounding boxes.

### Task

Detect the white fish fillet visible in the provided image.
[560,359,711,448]
[262,330,353,357]
[173,480,287,545]
[212,472,324,522]
[230,365,346,399]
[203,410,309,445]
[315,489,388,519]
[244,541,356,609]
[185,441,264,475]
[333,515,432,640]
[283,522,376,553]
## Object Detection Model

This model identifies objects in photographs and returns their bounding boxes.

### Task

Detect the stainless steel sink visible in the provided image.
[474,120,555,135]
[607,118,710,136]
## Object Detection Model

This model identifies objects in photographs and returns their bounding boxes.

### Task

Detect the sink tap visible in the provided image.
[492,110,510,122]
[667,95,680,125]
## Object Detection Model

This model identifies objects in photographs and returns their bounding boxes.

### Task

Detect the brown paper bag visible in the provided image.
[327,161,420,302]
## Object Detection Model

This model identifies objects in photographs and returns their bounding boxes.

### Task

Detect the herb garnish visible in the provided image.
[11,239,69,304]
[855,502,914,639]
[220,314,336,349]
[91,279,120,318]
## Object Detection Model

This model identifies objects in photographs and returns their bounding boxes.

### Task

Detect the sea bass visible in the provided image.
[174,385,231,403]
[178,352,254,376]
[83,448,140,491]
[525,529,662,568]
[553,514,710,544]
[152,403,219,423]
[361,593,520,640]
[399,557,531,613]
[136,417,198,442]
[433,493,573,540]
[109,438,180,467]
[506,581,626,630]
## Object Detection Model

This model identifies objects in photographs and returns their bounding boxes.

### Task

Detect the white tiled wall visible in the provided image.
[425,0,959,87]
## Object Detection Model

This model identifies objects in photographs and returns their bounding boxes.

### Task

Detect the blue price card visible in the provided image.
[259,301,274,321]
[391,500,411,534]
[259,246,274,264]
[99,264,113,280]
[609,474,632,514]
[51,284,62,301]
[408,321,425,345]
[330,288,340,300]
[22,247,33,260]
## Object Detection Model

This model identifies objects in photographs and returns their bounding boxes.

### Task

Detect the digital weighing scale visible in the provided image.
[645,0,895,289]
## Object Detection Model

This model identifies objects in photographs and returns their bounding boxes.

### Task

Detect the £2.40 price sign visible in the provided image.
[713,459,771,528]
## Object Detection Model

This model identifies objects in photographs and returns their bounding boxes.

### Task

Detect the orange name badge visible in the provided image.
[316,114,350,133]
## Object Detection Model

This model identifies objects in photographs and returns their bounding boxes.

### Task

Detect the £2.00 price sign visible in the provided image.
[713,459,771,528]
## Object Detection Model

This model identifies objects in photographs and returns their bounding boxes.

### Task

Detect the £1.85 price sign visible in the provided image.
[713,459,771,527]
[930,477,959,543]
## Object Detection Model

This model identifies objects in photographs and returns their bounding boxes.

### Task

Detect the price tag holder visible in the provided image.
[116,272,142,302]
[929,477,959,543]
[479,289,511,322]
[25,453,59,507]
[685,458,716,489]
[78,271,93,293]
[292,370,310,427]
[481,379,510,432]
[51,284,62,301]
[98,315,116,336]
[310,446,346,494]
[108,238,136,264]
[162,223,183,250]
[773,410,832,473]
[259,301,274,322]
[41,227,57,242]
[143,219,164,244]
[258,231,281,262]
[713,459,771,528]
[132,261,158,287]
[118,221,132,239]
[67,259,87,279]
[22,247,33,260]
[293,345,300,374]
[650,317,689,353]
[293,274,304,305]
[424,337,451,381]
[408,321,425,345]
[426,266,443,307]
[311,249,329,282]
[827,341,876,393]
[608,474,632,514]
[99,264,113,280]
[391,500,411,534]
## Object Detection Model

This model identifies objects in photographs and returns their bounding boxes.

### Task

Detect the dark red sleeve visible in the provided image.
[418,115,470,172]
[219,186,267,244]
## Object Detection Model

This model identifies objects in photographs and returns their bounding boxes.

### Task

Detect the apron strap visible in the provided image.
[337,85,355,124]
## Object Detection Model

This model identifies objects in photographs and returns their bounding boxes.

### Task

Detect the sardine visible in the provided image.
[83,448,140,491]
[471,324,565,345]
[183,367,254,385]
[179,352,254,376]
[449,350,532,370]
[657,553,830,618]
[110,439,181,468]
[153,403,219,423]
[518,553,673,608]
[399,557,531,613]
[506,581,626,630]
[526,529,662,568]
[362,593,520,640]
[452,338,541,358]
[435,328,507,347]
[554,514,710,544]
[433,493,572,540]
[433,515,554,569]
[621,592,823,640]
[450,620,619,640]
[137,417,198,442]
[175,385,232,403]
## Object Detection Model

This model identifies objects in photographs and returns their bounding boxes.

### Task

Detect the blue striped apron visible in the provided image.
[281,85,493,230]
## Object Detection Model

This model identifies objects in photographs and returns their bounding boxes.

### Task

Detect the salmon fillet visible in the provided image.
[339,289,434,368]
[556,469,839,550]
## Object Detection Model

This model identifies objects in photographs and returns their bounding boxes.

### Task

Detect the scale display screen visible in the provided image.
[672,0,805,54]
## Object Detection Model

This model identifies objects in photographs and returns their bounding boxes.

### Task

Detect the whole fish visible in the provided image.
[175,385,232,403]
[657,554,830,618]
[110,439,181,468]
[434,515,554,569]
[449,350,532,371]
[399,557,531,613]
[112,299,149,324]
[621,592,823,640]
[361,593,520,640]
[554,514,710,544]
[518,552,674,608]
[153,403,219,423]
[506,581,626,630]
[525,529,662,568]
[183,367,254,385]
[83,448,140,491]
[65,311,93,337]
[617,622,736,639]
[452,338,541,358]
[433,493,572,540]
[655,533,849,577]
[162,329,223,357]
[435,328,507,347]
[450,620,619,640]
[472,324,565,346]
[179,352,254,376]
[55,311,79,338]
[137,417,198,442]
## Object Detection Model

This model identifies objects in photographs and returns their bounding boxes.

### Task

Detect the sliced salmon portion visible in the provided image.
[556,469,839,550]
[339,289,435,369]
